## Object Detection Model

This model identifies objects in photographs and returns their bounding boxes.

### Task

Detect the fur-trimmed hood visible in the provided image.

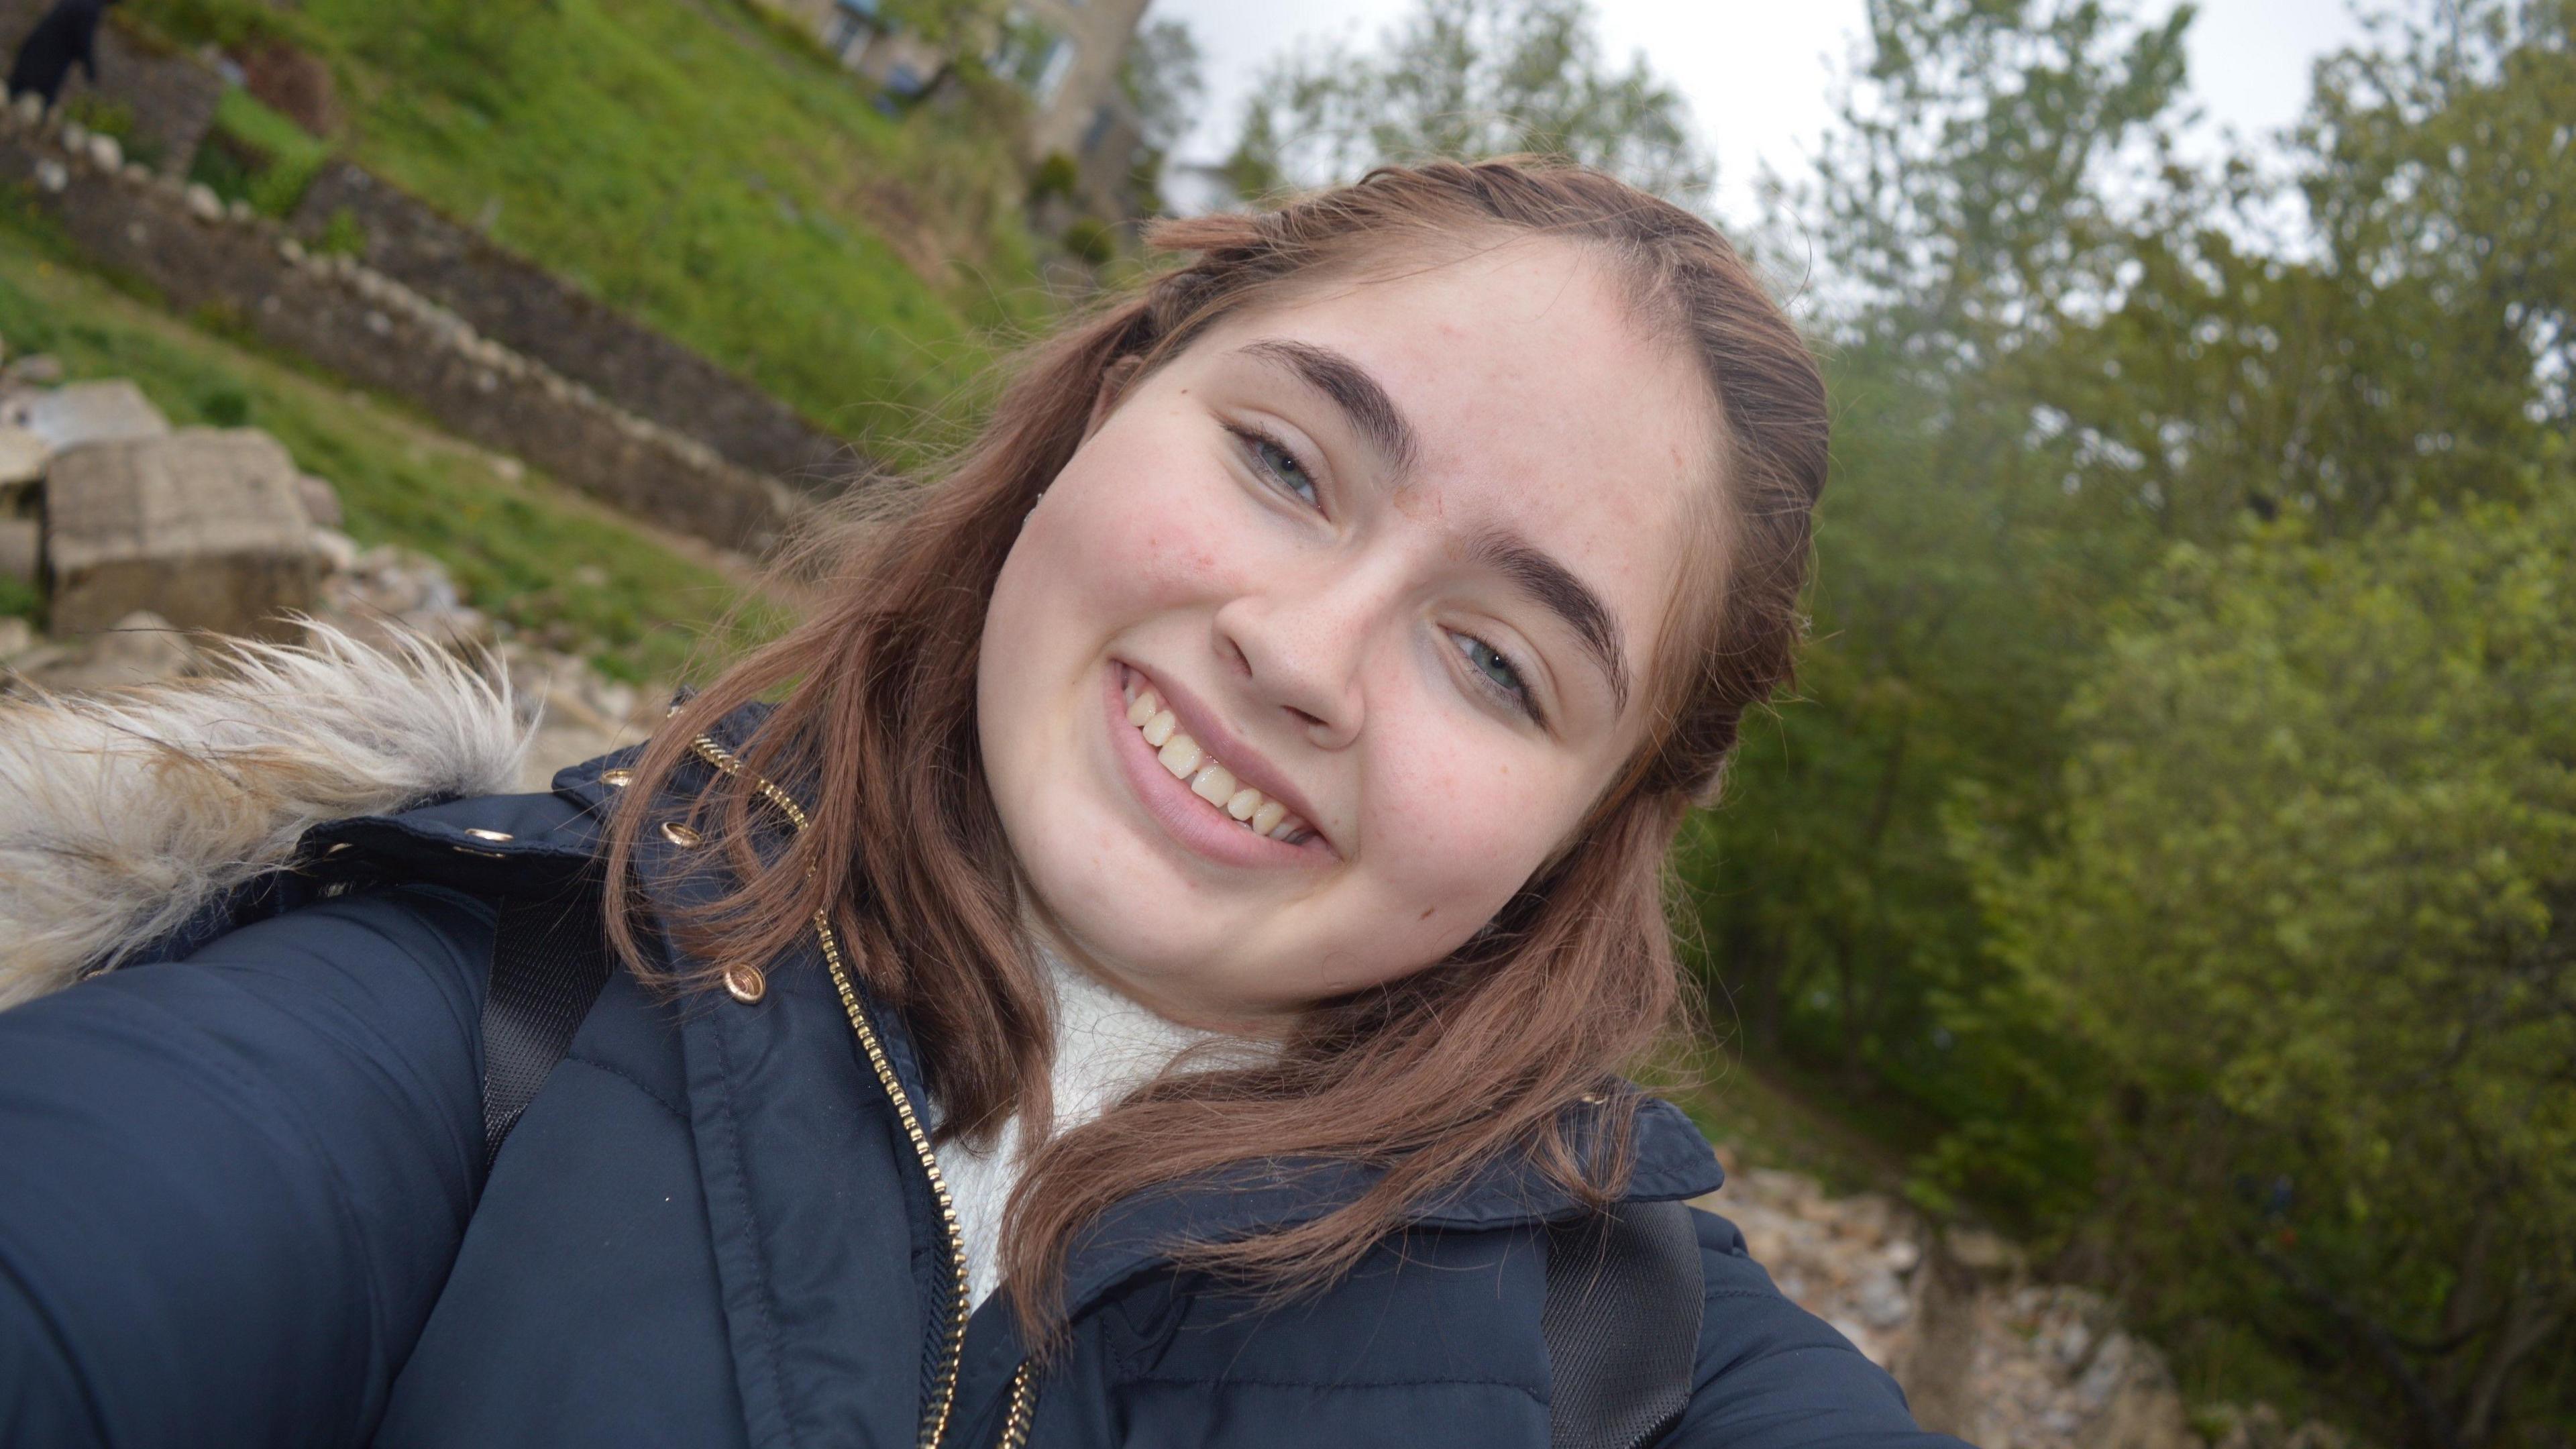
[0,624,532,1009]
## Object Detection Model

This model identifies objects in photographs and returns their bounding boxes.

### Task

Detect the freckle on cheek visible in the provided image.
[1417,906,1436,920]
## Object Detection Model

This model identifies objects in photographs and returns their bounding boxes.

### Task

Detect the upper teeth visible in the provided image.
[1125,677,1309,843]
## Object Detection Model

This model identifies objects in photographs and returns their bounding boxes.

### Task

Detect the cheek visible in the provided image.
[1352,722,1566,951]
[1040,421,1243,614]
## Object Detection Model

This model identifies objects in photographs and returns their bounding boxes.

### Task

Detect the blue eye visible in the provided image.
[1454,632,1540,722]
[1232,425,1320,508]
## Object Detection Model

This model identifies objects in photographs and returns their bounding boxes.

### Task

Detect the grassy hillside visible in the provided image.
[0,208,773,684]
[129,0,1058,464]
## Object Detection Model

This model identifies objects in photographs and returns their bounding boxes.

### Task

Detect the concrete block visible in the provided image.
[294,472,343,529]
[21,609,197,690]
[0,517,36,589]
[0,423,45,486]
[43,429,318,640]
[7,380,169,451]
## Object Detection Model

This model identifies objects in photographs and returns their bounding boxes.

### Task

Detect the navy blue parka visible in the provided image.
[0,736,1970,1448]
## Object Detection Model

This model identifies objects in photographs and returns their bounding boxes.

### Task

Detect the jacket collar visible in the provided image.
[0,623,529,1007]
[619,706,1726,1277]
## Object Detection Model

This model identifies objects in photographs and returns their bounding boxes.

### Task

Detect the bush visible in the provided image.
[1961,482,2576,1439]
[1059,215,1114,266]
[1028,150,1079,204]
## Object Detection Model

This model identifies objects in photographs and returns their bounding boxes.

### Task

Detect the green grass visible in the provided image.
[0,209,776,683]
[127,0,1056,466]
[190,88,333,219]
[1645,1036,1916,1201]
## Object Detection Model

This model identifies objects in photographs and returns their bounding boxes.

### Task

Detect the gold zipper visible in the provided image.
[684,736,1042,1448]
[994,1363,1038,1448]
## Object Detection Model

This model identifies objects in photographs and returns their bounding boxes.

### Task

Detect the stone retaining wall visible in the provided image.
[0,111,798,553]
[0,0,220,173]
[292,162,857,488]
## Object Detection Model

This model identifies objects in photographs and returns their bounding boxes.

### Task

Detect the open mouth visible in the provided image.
[1106,662,1331,866]
[1120,672,1316,845]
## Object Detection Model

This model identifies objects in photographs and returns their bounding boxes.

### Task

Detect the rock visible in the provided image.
[7,378,169,450]
[311,541,491,655]
[9,93,42,127]
[1700,1150,2220,1449]
[34,157,66,194]
[0,424,46,486]
[240,40,341,138]
[294,473,343,529]
[185,182,223,222]
[59,121,86,152]
[19,610,197,690]
[3,353,65,388]
[309,526,360,575]
[44,429,320,641]
[1947,1227,2025,1275]
[1854,1271,1913,1329]
[0,615,30,661]
[87,132,121,170]
[0,518,37,590]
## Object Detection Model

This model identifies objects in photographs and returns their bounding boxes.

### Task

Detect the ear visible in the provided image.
[1084,356,1146,441]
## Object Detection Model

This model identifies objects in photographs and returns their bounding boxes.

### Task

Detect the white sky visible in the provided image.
[1144,0,2375,218]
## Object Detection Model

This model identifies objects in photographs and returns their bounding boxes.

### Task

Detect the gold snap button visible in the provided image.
[598,767,635,788]
[660,821,703,848]
[722,964,767,1004]
[464,828,515,843]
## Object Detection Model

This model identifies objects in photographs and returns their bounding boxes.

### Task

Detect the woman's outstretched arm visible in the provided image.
[0,884,497,1448]
[1674,1208,1977,1448]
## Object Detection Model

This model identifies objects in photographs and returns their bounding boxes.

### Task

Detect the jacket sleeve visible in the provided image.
[0,883,497,1449]
[1669,1207,1976,1448]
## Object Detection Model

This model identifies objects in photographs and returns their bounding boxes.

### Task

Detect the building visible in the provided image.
[757,0,1152,215]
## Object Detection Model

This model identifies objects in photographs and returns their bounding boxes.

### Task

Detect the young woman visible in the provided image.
[0,160,1966,1447]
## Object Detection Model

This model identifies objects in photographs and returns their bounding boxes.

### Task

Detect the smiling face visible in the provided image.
[974,237,1717,1033]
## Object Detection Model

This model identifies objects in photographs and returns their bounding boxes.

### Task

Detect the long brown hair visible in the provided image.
[603,157,1829,1337]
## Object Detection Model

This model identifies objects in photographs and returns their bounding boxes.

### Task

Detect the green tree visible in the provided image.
[1962,481,2576,1444]
[1122,17,1205,156]
[1221,0,1711,204]
[1686,0,2195,1116]
[1120,17,1205,216]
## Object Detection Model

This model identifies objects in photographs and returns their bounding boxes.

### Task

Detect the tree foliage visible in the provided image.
[1679,0,2576,1436]
[1966,484,2576,1446]
[1122,18,1206,157]
[1221,0,1711,205]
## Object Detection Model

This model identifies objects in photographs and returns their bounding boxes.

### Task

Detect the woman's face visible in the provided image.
[976,237,1714,1032]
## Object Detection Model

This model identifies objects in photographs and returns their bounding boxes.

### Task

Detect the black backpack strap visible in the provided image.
[478,890,612,1165]
[1543,1198,1705,1449]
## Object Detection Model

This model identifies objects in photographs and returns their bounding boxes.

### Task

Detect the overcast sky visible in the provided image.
[1144,0,2375,217]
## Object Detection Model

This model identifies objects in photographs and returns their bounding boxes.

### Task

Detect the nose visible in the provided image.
[1211,557,1391,751]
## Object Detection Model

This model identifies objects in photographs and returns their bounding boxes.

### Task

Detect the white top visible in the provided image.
[932,943,1263,1311]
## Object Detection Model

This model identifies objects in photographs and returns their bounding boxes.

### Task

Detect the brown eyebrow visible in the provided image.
[1466,528,1631,715]
[1238,339,1421,478]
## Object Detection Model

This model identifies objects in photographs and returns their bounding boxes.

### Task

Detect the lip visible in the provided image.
[1105,661,1337,869]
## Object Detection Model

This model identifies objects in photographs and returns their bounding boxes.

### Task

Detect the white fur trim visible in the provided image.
[0,621,531,1009]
